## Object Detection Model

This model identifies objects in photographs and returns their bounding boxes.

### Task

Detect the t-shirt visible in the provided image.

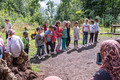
[73,26,80,40]
[35,33,44,47]
[5,22,12,32]
[90,24,96,33]
[56,27,62,37]
[62,28,68,38]
[45,30,52,42]
[83,23,89,32]
[22,37,30,49]
[94,22,99,31]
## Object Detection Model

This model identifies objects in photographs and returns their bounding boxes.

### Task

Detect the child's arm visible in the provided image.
[82,26,84,35]
[88,25,90,34]
[22,38,26,48]
[35,36,38,48]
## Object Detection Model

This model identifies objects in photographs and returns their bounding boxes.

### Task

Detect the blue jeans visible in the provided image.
[37,45,44,56]
[83,31,88,45]
[0,47,3,59]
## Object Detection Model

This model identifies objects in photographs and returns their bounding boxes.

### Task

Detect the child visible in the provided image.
[82,18,90,46]
[24,27,28,32]
[0,37,5,59]
[62,21,68,51]
[66,21,71,49]
[94,18,99,43]
[22,31,30,54]
[56,21,62,53]
[89,20,95,44]
[52,26,57,54]
[43,21,47,32]
[3,19,12,39]
[44,25,54,56]
[35,27,45,59]
[73,21,80,49]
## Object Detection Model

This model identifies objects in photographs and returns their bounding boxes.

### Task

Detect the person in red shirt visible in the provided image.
[43,21,47,32]
[55,21,62,53]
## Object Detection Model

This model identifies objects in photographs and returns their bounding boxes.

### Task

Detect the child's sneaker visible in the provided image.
[42,56,45,59]
[38,56,41,59]
[48,54,51,57]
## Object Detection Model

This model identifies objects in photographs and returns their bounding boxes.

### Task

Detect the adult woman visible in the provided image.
[93,40,120,80]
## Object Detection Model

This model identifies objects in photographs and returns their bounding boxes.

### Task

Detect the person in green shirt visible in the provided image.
[22,31,30,54]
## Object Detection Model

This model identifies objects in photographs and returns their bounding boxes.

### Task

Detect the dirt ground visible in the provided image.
[31,38,112,80]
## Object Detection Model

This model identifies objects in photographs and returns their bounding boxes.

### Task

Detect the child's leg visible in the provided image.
[89,33,92,43]
[56,37,61,50]
[85,32,88,44]
[83,32,85,45]
[37,46,40,56]
[91,33,94,43]
[0,47,3,59]
[62,38,64,50]
[76,40,78,47]
[41,45,44,55]
[46,42,49,54]
[64,38,67,49]
[49,41,54,52]
[74,40,77,47]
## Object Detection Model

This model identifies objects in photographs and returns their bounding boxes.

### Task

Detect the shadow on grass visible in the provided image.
[67,43,97,54]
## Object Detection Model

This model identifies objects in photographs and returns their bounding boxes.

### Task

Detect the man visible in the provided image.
[5,29,28,71]
[3,19,12,39]
[94,19,99,43]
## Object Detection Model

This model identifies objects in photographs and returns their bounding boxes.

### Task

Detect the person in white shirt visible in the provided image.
[5,29,28,70]
[73,21,80,49]
[89,20,96,43]
[3,19,12,39]
[94,18,99,43]
[82,18,90,46]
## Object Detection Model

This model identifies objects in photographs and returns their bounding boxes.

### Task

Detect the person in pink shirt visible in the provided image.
[52,26,57,54]
[0,37,5,59]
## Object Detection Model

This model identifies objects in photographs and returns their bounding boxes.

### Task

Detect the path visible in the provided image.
[31,38,111,80]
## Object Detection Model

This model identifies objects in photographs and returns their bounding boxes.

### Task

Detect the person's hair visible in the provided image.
[49,25,54,28]
[24,27,27,31]
[95,18,98,21]
[66,21,71,28]
[55,21,61,27]
[85,18,89,21]
[23,31,28,36]
[36,27,40,31]
[91,20,94,24]
[8,29,15,36]
[54,26,57,30]
[40,27,44,30]
[5,19,9,22]
[75,21,78,24]
[63,21,67,27]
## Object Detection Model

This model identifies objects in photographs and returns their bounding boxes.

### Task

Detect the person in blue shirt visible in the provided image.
[44,25,54,56]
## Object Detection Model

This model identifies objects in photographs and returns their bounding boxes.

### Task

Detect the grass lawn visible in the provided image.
[0,24,119,72]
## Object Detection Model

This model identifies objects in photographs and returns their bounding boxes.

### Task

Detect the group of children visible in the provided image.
[33,18,99,59]
[0,18,99,60]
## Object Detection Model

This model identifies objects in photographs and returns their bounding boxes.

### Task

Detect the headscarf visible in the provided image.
[100,40,120,80]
